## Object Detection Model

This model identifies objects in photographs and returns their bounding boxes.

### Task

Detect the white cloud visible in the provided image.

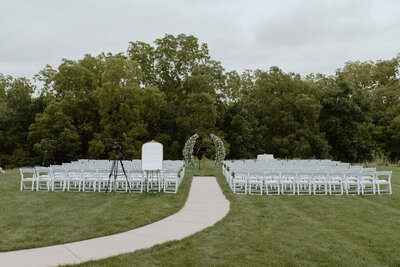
[0,0,399,80]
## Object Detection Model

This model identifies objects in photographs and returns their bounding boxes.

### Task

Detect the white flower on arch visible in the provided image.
[183,134,199,167]
[210,134,226,167]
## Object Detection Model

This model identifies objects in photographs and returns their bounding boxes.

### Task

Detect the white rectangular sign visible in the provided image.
[142,141,163,171]
[257,154,274,160]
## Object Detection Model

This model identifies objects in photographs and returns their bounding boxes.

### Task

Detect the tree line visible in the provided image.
[1,34,399,168]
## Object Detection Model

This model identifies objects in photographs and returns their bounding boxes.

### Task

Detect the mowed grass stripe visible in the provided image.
[0,168,193,252]
[70,163,400,266]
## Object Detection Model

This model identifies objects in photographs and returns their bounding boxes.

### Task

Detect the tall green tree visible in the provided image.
[249,67,329,158]
[2,34,400,167]
[128,34,226,157]
[317,73,374,162]
[0,74,40,167]
[88,54,148,159]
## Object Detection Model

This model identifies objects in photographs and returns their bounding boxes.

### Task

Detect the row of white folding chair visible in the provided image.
[62,168,168,193]
[224,164,359,176]
[28,166,184,193]
[231,171,349,195]
[241,167,349,173]
[225,160,338,167]
[225,163,350,171]
[128,169,184,193]
[20,166,64,191]
[125,167,184,193]
[224,165,337,175]
[71,160,183,169]
[23,166,133,192]
[47,167,106,192]
[223,160,350,171]
[228,169,391,195]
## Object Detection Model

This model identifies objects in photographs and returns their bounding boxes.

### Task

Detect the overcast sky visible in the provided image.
[1,0,399,81]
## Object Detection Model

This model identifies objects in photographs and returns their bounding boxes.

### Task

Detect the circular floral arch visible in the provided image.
[182,133,226,167]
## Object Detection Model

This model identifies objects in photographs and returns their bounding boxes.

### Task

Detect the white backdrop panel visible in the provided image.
[142,141,163,170]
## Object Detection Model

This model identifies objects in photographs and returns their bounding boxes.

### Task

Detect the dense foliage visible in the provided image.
[1,34,399,168]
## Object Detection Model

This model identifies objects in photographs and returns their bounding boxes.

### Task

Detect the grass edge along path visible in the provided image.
[70,163,400,266]
[0,168,194,252]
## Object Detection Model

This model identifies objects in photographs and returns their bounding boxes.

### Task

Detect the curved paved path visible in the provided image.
[0,176,230,267]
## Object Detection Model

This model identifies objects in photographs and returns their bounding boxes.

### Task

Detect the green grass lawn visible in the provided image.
[0,167,193,252]
[70,162,400,266]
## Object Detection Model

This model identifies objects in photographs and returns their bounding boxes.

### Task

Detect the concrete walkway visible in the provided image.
[0,176,230,267]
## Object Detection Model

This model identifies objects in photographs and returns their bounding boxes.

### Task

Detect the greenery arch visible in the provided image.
[182,134,199,167]
[182,133,226,167]
[210,134,226,166]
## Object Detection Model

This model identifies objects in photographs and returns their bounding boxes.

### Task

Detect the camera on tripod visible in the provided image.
[107,141,131,193]
[112,141,122,153]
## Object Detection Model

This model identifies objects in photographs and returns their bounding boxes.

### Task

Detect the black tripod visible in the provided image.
[106,143,131,193]
[42,139,56,166]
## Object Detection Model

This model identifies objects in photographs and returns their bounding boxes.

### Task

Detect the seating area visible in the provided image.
[222,159,392,195]
[20,159,185,194]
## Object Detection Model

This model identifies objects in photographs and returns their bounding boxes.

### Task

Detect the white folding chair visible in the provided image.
[82,168,97,192]
[328,172,344,195]
[129,170,145,193]
[360,168,376,194]
[313,172,328,195]
[20,168,37,191]
[146,171,162,192]
[163,170,179,193]
[66,168,83,191]
[35,166,52,191]
[232,171,248,194]
[97,169,112,192]
[375,171,392,194]
[280,172,296,195]
[112,170,130,192]
[178,167,185,185]
[297,172,312,195]
[343,170,360,195]
[50,166,67,191]
[264,171,280,195]
[248,172,263,195]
